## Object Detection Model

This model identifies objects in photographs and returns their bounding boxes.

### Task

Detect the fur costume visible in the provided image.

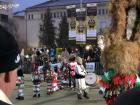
[32,70,42,98]
[98,0,140,105]
[16,72,24,100]
[45,69,58,95]
[16,65,24,100]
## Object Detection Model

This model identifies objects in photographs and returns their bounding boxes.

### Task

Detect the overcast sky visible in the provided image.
[13,0,48,12]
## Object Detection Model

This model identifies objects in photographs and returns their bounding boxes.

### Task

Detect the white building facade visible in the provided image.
[13,11,26,48]
[25,0,110,48]
[0,0,13,26]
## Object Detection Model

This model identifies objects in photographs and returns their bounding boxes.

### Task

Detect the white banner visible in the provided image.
[86,62,95,73]
[68,17,76,40]
[76,8,86,44]
[86,3,97,39]
[66,5,76,40]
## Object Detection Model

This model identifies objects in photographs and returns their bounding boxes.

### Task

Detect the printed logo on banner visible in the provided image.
[86,62,95,73]
[76,8,86,44]
[88,16,96,29]
[86,3,97,39]
[77,22,85,33]
[70,18,76,30]
[66,5,76,40]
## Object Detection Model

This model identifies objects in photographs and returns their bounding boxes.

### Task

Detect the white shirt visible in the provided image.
[0,90,12,105]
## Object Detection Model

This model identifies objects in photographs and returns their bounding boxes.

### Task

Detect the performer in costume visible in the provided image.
[75,56,89,99]
[16,65,24,100]
[45,68,58,95]
[32,70,42,98]
[61,59,70,88]
[68,55,77,89]
[31,50,43,98]
[57,59,67,90]
[57,66,64,90]
[98,1,140,105]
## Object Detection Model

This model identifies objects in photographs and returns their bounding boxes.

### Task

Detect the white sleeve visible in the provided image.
[76,65,86,76]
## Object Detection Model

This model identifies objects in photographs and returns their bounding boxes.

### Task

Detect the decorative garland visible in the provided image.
[99,68,140,105]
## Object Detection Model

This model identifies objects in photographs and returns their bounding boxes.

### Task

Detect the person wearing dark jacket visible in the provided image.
[113,86,140,105]
[0,25,20,105]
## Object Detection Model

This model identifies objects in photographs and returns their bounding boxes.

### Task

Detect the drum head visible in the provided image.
[85,73,96,86]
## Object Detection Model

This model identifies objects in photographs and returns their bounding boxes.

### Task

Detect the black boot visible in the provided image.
[16,96,20,100]
[33,94,37,98]
[38,94,40,98]
[77,94,82,99]
[19,96,24,100]
[83,92,90,99]
[16,96,24,100]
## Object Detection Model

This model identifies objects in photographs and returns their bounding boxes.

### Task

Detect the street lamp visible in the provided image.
[85,45,92,51]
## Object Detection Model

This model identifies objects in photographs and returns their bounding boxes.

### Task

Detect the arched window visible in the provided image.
[98,9,101,15]
[54,12,56,18]
[31,14,34,19]
[28,14,30,20]
[41,13,44,20]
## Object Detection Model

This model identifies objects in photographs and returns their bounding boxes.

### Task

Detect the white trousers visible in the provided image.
[76,78,88,95]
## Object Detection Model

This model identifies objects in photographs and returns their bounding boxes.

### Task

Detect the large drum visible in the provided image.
[85,73,97,86]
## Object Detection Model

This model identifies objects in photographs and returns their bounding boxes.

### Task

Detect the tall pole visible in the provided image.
[25,10,28,49]
[80,0,83,9]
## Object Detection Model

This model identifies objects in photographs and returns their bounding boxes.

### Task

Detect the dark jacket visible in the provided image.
[113,86,140,105]
[75,73,85,79]
[0,100,11,105]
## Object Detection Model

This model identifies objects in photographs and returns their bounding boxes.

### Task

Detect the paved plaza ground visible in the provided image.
[10,75,106,105]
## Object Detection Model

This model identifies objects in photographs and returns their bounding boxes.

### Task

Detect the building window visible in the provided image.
[100,21,107,29]
[102,9,105,15]
[98,9,101,15]
[44,14,46,18]
[0,14,8,22]
[61,12,65,17]
[52,20,55,23]
[28,14,30,20]
[50,13,53,18]
[106,9,108,15]
[31,14,34,19]
[54,12,56,18]
[40,25,43,31]
[57,12,59,18]
[64,12,66,16]
[41,13,44,20]
[60,12,62,17]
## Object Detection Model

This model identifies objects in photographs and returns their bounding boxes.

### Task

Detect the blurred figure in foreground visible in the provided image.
[0,25,20,104]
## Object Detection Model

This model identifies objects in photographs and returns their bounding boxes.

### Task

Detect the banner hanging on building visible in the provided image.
[86,3,97,40]
[66,5,76,40]
[76,8,86,44]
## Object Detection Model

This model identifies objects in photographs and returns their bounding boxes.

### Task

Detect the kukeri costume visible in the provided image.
[31,70,42,98]
[45,70,58,94]
[16,66,24,100]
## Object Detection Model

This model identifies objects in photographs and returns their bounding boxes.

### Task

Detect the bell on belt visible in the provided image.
[104,90,110,98]
[116,90,120,96]
[124,84,129,91]
[113,90,116,95]
[109,91,113,97]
